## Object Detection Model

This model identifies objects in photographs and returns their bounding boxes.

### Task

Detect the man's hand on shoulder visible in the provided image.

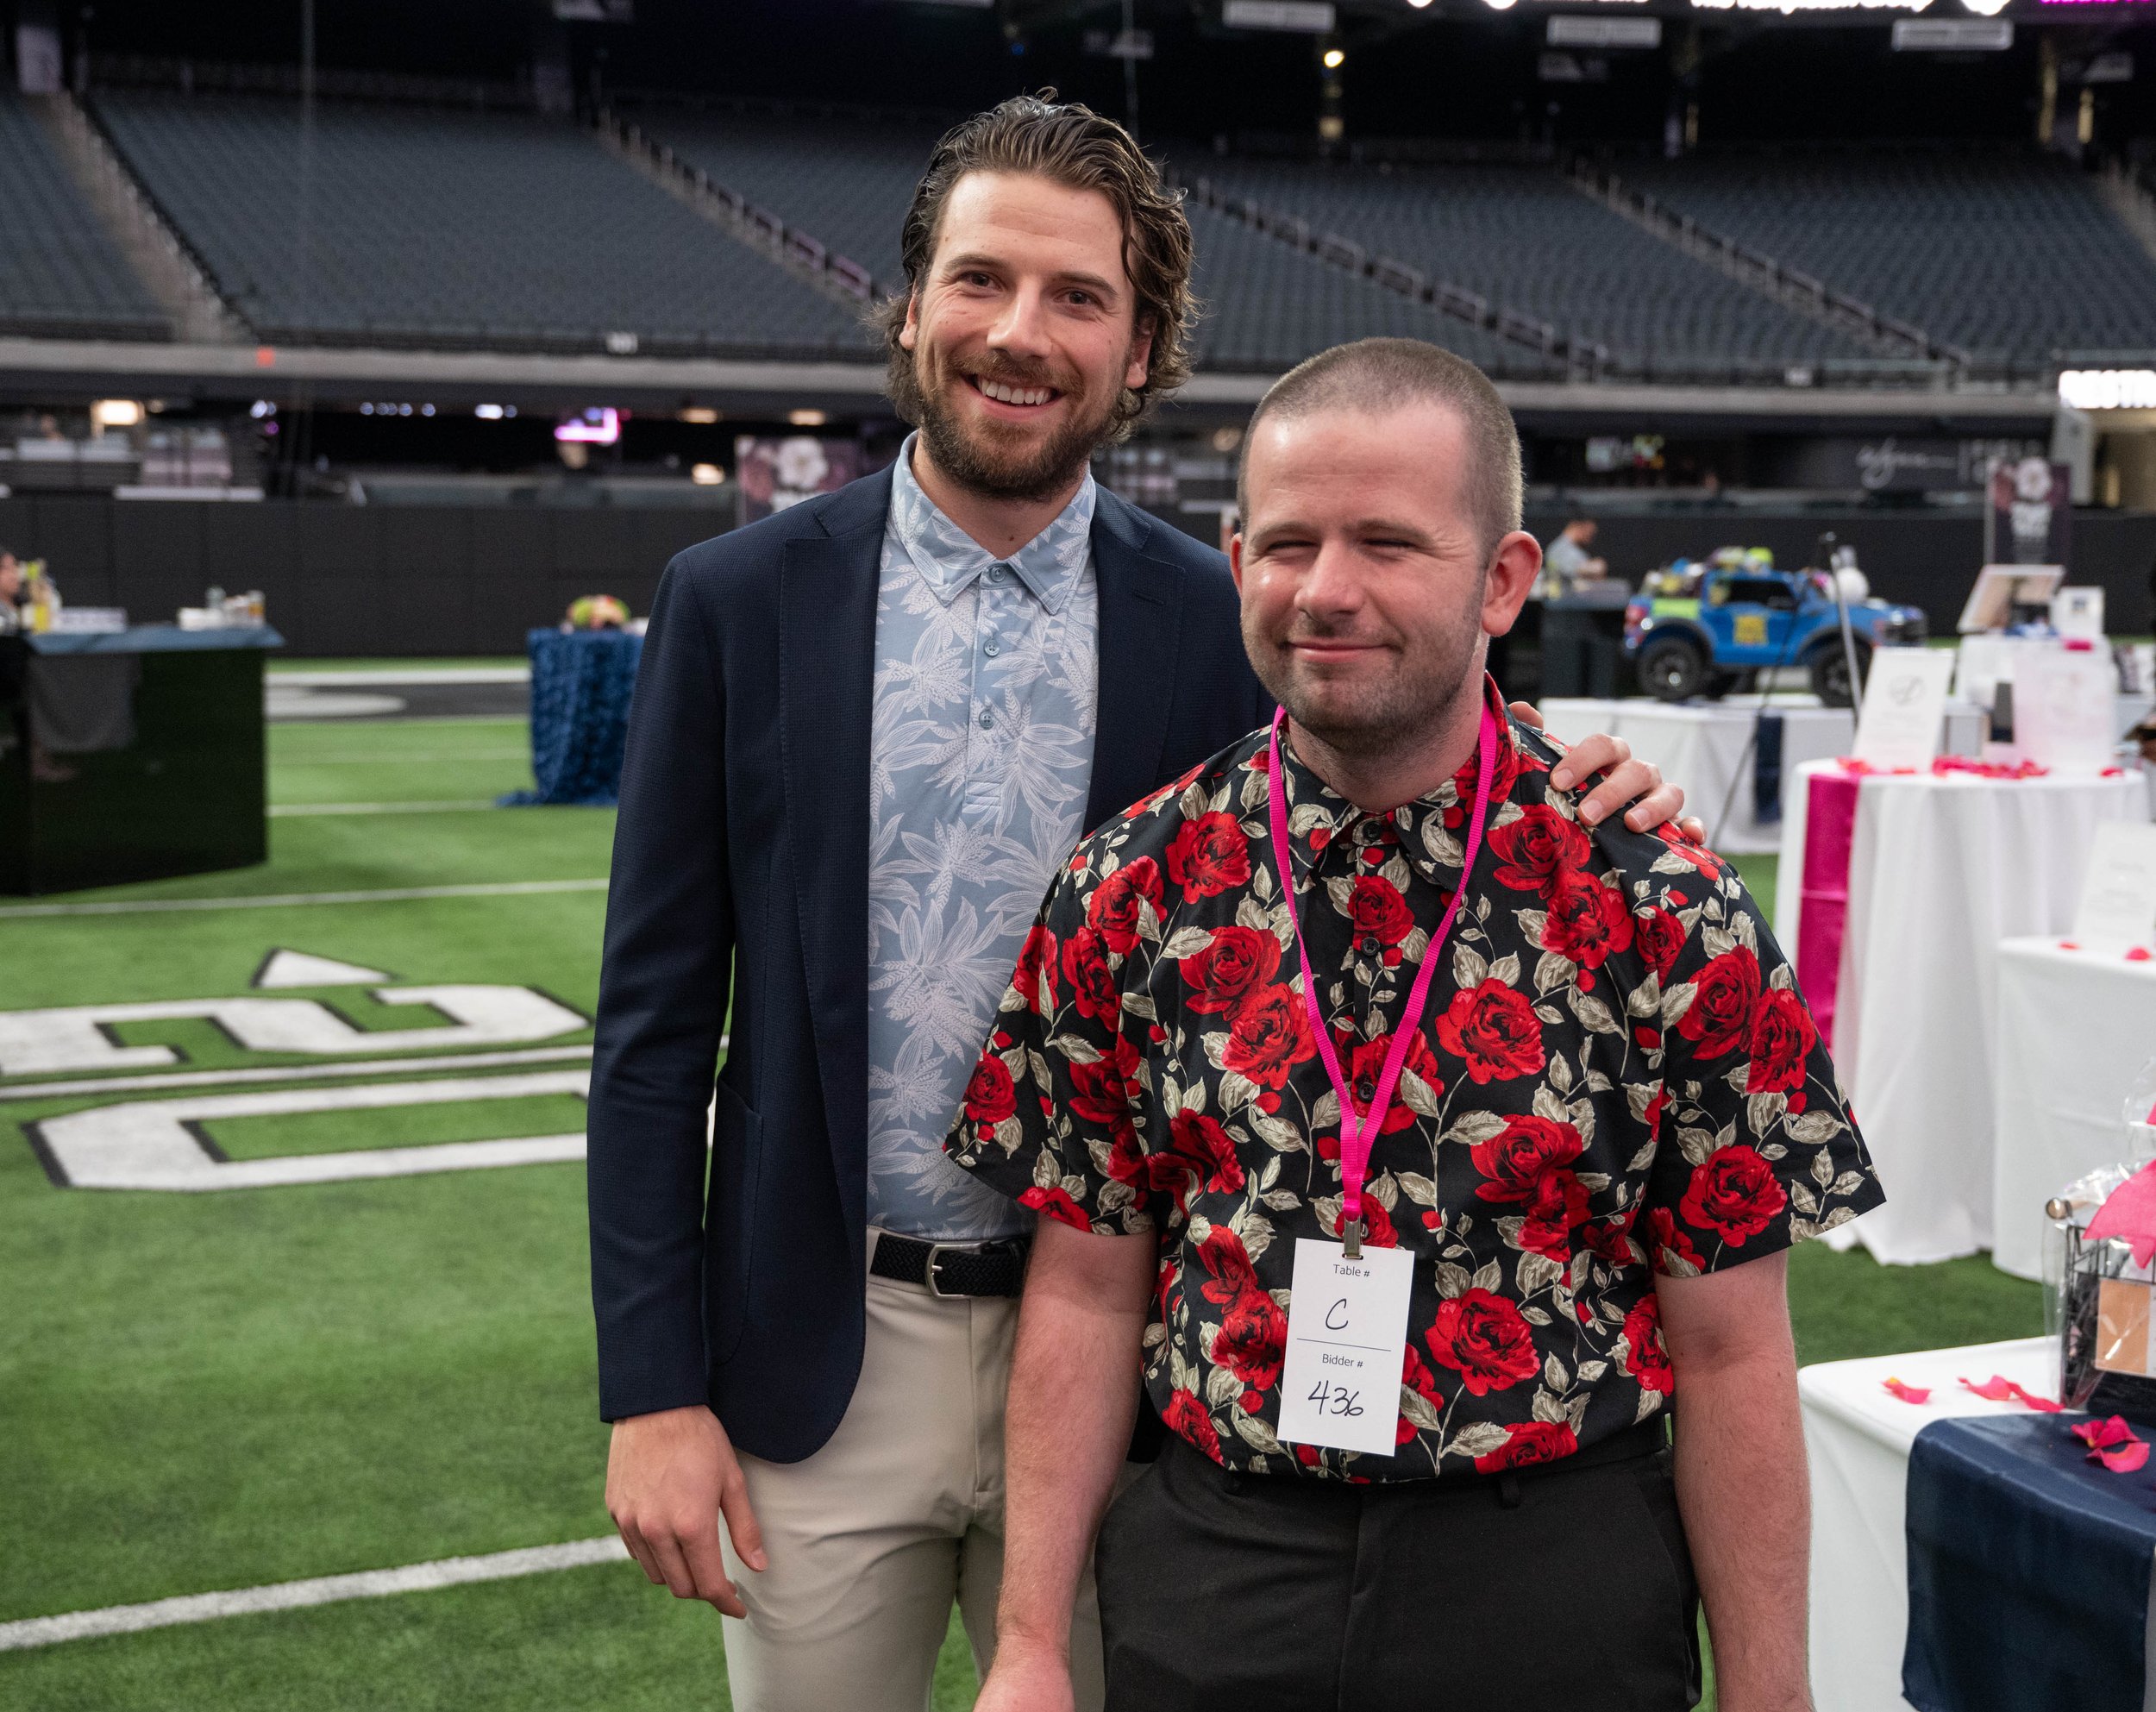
[1510,700,1707,843]
[974,1636,1078,1712]
[605,1404,766,1617]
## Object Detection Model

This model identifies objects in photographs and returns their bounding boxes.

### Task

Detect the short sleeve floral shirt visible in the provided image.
[945,678,1883,1481]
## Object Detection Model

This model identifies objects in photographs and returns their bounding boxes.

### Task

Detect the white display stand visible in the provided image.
[1778,762,2144,1264]
[1537,695,1852,854]
[1990,938,2156,1280]
[1800,1338,2057,1712]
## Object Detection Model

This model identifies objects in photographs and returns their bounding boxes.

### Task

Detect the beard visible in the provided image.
[898,339,1127,505]
[1244,581,1489,763]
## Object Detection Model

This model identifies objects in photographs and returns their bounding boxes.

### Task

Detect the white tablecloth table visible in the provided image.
[1799,1336,2056,1712]
[1538,695,1853,853]
[1779,762,2144,1264]
[1990,938,2156,1281]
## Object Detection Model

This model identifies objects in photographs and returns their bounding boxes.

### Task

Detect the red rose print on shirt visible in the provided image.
[1621,1294,1675,1395]
[1426,1289,1539,1395]
[1400,1344,1445,1445]
[1473,1420,1578,1473]
[1061,927,1119,1024]
[1347,875,1416,953]
[1163,1387,1224,1462]
[1487,804,1591,894]
[1221,983,1315,1089]
[1633,906,1685,981]
[1067,1050,1138,1141]
[1320,1029,1445,1149]
[1654,824,1723,875]
[1150,1110,1246,1211]
[1167,812,1252,902]
[1646,1206,1703,1272]
[1436,980,1547,1084]
[1086,856,1163,956]
[1678,1144,1789,1246]
[1745,987,1817,1095]
[1196,1227,1284,1398]
[1471,1114,1584,1204]
[962,1054,1016,1127]
[1677,947,1762,1059]
[1019,1183,1089,1230]
[1012,925,1058,1015]
[1179,925,1282,1015]
[1541,873,1635,971]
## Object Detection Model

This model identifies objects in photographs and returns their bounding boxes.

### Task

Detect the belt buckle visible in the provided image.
[923,1241,967,1299]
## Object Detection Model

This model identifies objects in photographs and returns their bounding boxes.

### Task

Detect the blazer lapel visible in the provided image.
[1086,491,1187,832]
[778,468,892,1236]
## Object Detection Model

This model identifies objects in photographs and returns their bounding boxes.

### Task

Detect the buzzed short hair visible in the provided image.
[1236,337,1524,558]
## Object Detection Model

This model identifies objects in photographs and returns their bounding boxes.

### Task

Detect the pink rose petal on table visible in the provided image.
[2128,947,2153,963]
[2070,1417,2147,1474]
[1883,1377,1931,1404]
[2011,1385,2064,1413]
[1960,1375,2019,1402]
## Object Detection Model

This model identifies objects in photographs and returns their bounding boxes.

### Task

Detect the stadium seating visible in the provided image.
[0,94,168,341]
[1175,153,1877,380]
[1626,147,2156,369]
[1182,200,1554,378]
[89,91,874,358]
[641,109,941,292]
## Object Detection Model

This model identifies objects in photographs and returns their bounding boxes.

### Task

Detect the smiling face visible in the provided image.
[1232,402,1538,760]
[897,170,1153,505]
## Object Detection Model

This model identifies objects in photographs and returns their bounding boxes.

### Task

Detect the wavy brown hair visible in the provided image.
[878,93,1197,443]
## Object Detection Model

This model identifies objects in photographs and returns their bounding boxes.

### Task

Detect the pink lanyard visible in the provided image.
[1265,705,1501,1257]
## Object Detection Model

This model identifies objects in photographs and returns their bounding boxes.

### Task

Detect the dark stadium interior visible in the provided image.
[0,0,2149,647]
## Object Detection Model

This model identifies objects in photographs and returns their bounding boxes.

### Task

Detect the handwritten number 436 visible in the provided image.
[1307,1380,1363,1418]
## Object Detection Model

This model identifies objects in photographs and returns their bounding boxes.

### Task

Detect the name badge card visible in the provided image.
[2074,822,2156,949]
[1852,645,1954,771]
[1276,1238,1415,1455]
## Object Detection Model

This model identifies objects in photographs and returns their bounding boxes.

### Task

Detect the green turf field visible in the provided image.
[0,708,2040,1710]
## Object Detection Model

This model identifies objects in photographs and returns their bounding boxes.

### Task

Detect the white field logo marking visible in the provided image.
[6,950,596,1190]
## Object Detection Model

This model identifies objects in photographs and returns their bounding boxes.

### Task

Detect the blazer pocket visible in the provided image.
[705,1076,762,1365]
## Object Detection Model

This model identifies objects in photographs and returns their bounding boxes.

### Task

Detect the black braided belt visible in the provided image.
[870,1232,1031,1298]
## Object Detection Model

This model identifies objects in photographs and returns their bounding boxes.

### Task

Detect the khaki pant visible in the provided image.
[718,1232,1107,1712]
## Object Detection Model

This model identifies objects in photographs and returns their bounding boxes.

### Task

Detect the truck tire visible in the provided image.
[1637,633,1709,702]
[1808,637,1872,708]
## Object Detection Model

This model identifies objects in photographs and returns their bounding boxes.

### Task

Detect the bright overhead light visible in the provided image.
[691,462,725,486]
[474,403,505,420]
[679,406,720,424]
[1483,0,1517,10]
[788,409,828,427]
[1407,0,1433,8]
[1961,0,2009,12]
[91,398,141,428]
[1322,46,1345,66]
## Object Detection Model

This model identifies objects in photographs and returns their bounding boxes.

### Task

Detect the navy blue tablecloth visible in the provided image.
[503,628,643,807]
[1905,1412,2156,1712]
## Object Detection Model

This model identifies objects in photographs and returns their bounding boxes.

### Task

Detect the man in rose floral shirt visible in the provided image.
[952,339,1881,1712]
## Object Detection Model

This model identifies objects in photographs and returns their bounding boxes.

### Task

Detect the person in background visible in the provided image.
[1539,516,1608,598]
[0,550,22,633]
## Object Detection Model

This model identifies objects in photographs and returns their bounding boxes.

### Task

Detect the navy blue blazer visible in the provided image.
[586,464,1275,1460]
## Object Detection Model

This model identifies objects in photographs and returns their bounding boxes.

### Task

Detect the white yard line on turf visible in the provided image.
[268,801,501,817]
[273,668,530,687]
[0,1538,629,1652]
[0,881,608,920]
[0,1044,596,1103]
[278,749,531,764]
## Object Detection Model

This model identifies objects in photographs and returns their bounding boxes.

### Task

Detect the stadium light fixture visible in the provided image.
[1482,0,1518,12]
[789,409,829,427]
[679,406,721,424]
[1960,0,2009,12]
[1407,0,1433,9]
[1323,46,1345,66]
[91,398,141,428]
[692,462,725,486]
[475,404,505,419]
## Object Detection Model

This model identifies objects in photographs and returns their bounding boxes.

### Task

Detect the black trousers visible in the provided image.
[1094,1427,1702,1712]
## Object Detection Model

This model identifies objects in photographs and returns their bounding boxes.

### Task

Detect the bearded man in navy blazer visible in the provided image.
[586,94,1691,1712]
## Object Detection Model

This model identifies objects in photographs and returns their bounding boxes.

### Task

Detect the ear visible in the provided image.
[1124,314,1155,392]
[1229,530,1245,595]
[1481,530,1542,639]
[899,292,921,354]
